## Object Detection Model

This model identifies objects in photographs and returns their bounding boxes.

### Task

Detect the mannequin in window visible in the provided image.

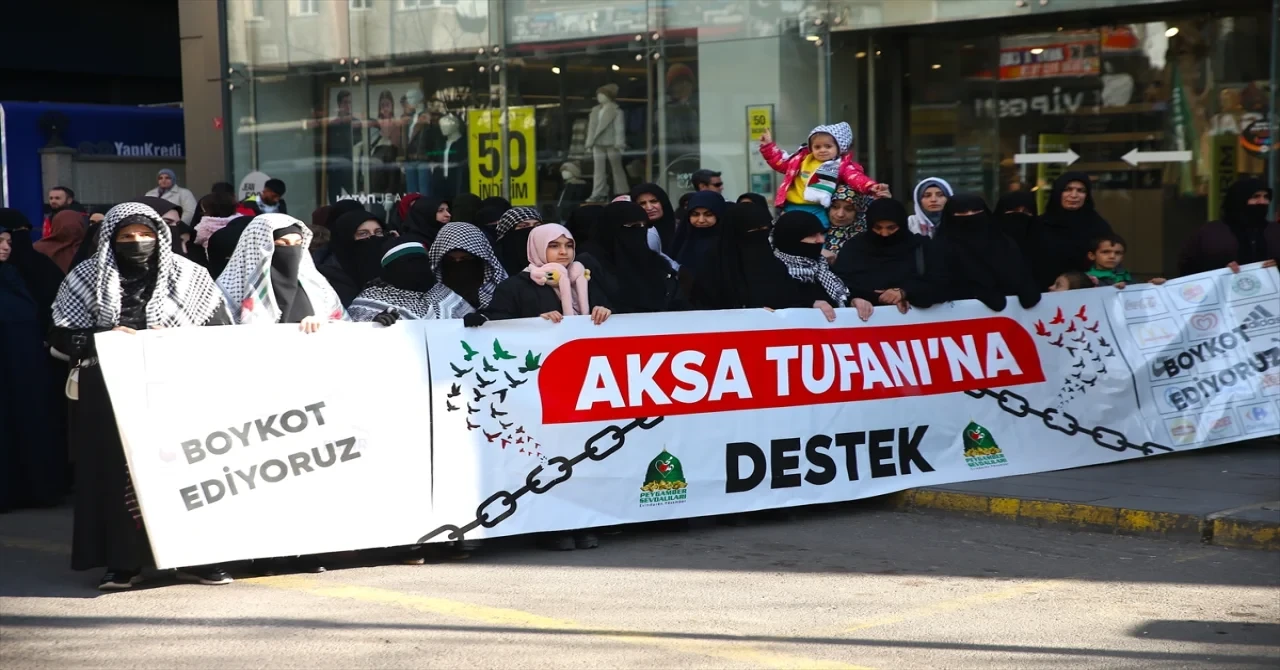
[585,83,628,203]
[430,113,468,197]
[556,160,591,222]
[404,88,439,196]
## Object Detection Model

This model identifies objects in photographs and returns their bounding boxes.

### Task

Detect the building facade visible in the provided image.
[184,0,1276,277]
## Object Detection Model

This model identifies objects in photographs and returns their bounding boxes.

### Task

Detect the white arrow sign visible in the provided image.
[1121,148,1193,166]
[1013,149,1080,166]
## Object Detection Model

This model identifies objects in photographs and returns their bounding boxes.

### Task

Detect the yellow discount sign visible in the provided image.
[747,104,773,142]
[468,106,537,205]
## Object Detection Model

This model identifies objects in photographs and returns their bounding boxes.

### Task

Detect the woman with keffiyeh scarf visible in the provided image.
[49,203,234,590]
[422,222,508,321]
[494,206,544,276]
[772,210,849,322]
[348,238,438,321]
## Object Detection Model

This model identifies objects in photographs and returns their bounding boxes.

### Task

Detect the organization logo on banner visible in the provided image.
[1185,310,1225,339]
[1166,417,1198,444]
[962,421,1008,469]
[1238,403,1280,433]
[1121,290,1167,318]
[1222,269,1278,301]
[1239,303,1280,335]
[640,450,688,507]
[1206,414,1240,438]
[1173,280,1215,308]
[1128,318,1182,349]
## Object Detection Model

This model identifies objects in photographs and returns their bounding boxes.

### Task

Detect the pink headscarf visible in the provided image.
[525,223,590,316]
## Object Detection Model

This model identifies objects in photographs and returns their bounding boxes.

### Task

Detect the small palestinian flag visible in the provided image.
[963,421,1001,458]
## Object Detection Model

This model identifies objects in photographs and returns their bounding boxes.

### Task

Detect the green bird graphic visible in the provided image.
[493,339,517,361]
[461,341,480,362]
[519,351,542,373]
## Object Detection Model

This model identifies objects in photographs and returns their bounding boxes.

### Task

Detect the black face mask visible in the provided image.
[868,228,901,246]
[499,228,534,272]
[384,256,435,292]
[351,238,385,285]
[1243,204,1269,226]
[271,245,304,277]
[114,239,156,268]
[441,256,486,304]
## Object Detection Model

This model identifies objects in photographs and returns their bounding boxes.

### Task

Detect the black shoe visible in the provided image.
[574,532,599,550]
[177,566,233,585]
[539,533,576,551]
[98,569,141,591]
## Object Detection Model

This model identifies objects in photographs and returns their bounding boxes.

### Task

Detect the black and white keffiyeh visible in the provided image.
[215,214,345,324]
[495,206,542,240]
[425,222,508,319]
[774,249,850,306]
[349,284,433,321]
[52,202,227,329]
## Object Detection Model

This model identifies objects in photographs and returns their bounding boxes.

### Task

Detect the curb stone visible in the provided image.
[888,489,1280,550]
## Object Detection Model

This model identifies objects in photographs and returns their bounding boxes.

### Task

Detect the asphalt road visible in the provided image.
[2,503,1277,669]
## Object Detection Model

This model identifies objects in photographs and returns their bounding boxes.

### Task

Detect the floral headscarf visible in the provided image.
[824,183,871,256]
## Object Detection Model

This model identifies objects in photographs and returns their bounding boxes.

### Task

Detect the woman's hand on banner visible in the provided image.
[814,300,836,323]
[299,316,324,334]
[112,326,137,335]
[591,306,612,325]
[541,311,564,323]
[852,297,874,322]
[877,288,904,305]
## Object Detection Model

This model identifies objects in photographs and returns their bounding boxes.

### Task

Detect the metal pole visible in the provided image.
[1270,0,1279,220]
[867,36,877,180]
[656,40,668,192]
[217,0,233,181]
[496,0,509,201]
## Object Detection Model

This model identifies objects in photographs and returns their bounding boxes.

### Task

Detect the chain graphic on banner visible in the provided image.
[965,388,1173,456]
[417,417,665,544]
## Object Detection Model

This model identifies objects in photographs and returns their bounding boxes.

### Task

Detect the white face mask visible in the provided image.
[597,93,611,105]
[561,170,575,181]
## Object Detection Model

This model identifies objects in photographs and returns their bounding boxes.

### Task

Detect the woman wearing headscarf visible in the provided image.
[217,214,346,330]
[919,194,1041,311]
[481,224,612,325]
[34,209,86,273]
[319,209,386,307]
[631,183,677,253]
[144,168,198,225]
[424,222,508,320]
[906,177,952,237]
[992,190,1040,262]
[824,182,870,262]
[736,192,770,213]
[1028,172,1113,289]
[771,210,849,321]
[692,203,813,312]
[565,203,602,248]
[581,201,678,314]
[0,225,66,513]
[0,208,64,331]
[494,206,544,276]
[348,238,438,321]
[672,191,726,294]
[451,193,483,227]
[833,198,934,321]
[403,196,452,245]
[50,203,233,589]
[1178,177,1278,276]
[206,215,254,279]
[480,196,512,214]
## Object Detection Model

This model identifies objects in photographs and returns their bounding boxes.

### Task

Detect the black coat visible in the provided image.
[833,231,935,305]
[484,271,612,321]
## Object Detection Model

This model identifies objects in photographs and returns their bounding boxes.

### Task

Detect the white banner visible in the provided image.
[98,264,1280,568]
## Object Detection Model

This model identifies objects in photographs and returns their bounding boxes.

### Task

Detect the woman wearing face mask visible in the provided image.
[480,224,611,326]
[217,214,346,331]
[494,206,544,276]
[49,203,234,590]
[451,193,483,228]
[833,198,933,321]
[992,190,1040,262]
[1179,177,1278,276]
[404,196,452,246]
[565,204,603,248]
[671,190,726,293]
[921,194,1040,312]
[692,203,812,311]
[581,201,678,314]
[426,222,508,321]
[906,178,952,238]
[824,183,870,263]
[348,238,438,321]
[771,210,850,322]
[319,209,387,307]
[1028,172,1112,290]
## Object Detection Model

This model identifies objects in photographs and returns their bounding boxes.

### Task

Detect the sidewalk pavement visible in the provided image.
[889,440,1280,550]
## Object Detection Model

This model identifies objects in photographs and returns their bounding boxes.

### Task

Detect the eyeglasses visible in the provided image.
[354,229,385,240]
[710,181,724,188]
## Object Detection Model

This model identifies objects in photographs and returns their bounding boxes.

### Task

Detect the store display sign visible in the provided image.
[746,104,774,192]
[467,107,537,206]
[999,36,1100,80]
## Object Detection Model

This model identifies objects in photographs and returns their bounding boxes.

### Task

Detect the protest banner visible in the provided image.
[97,264,1280,568]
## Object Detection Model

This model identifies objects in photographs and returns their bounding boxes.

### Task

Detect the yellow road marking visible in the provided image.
[839,580,1061,634]
[247,574,872,670]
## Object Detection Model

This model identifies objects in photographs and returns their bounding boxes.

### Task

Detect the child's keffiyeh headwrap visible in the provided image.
[215,213,345,324]
[424,222,508,319]
[803,122,855,208]
[52,202,229,329]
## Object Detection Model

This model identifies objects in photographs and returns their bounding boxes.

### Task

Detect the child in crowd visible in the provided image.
[760,122,888,227]
[1049,271,1093,291]
[1086,233,1133,287]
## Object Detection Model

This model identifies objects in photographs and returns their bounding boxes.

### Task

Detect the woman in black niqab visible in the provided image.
[692,202,809,310]
[993,190,1039,259]
[0,208,63,330]
[583,201,675,313]
[924,194,1040,311]
[269,224,316,323]
[323,209,386,306]
[834,198,934,318]
[404,195,451,245]
[1030,172,1112,289]
[451,193,483,227]
[1178,177,1278,275]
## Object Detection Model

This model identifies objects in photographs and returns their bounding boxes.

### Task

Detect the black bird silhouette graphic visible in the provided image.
[1091,354,1102,363]
[1105,350,1115,358]
[519,351,542,373]
[476,374,495,388]
[482,357,498,373]
[493,339,517,361]
[1072,333,1087,343]
[1085,321,1100,333]
[461,341,480,361]
[1072,359,1085,369]
[505,371,527,388]
[473,388,486,401]
[500,420,513,430]
[515,426,525,434]
[490,404,508,418]
[1083,376,1097,386]
[467,403,480,415]
[450,363,473,378]
[494,389,509,403]
[447,383,461,398]
[1066,346,1077,356]
[1099,365,1108,374]
[484,431,501,443]
[446,401,459,412]
[1050,334,1064,347]
[1071,371,1083,379]
[466,419,479,431]
[1097,337,1109,347]
[1083,343,1093,353]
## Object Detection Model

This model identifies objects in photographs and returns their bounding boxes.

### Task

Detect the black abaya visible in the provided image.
[1028,172,1112,289]
[692,202,810,310]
